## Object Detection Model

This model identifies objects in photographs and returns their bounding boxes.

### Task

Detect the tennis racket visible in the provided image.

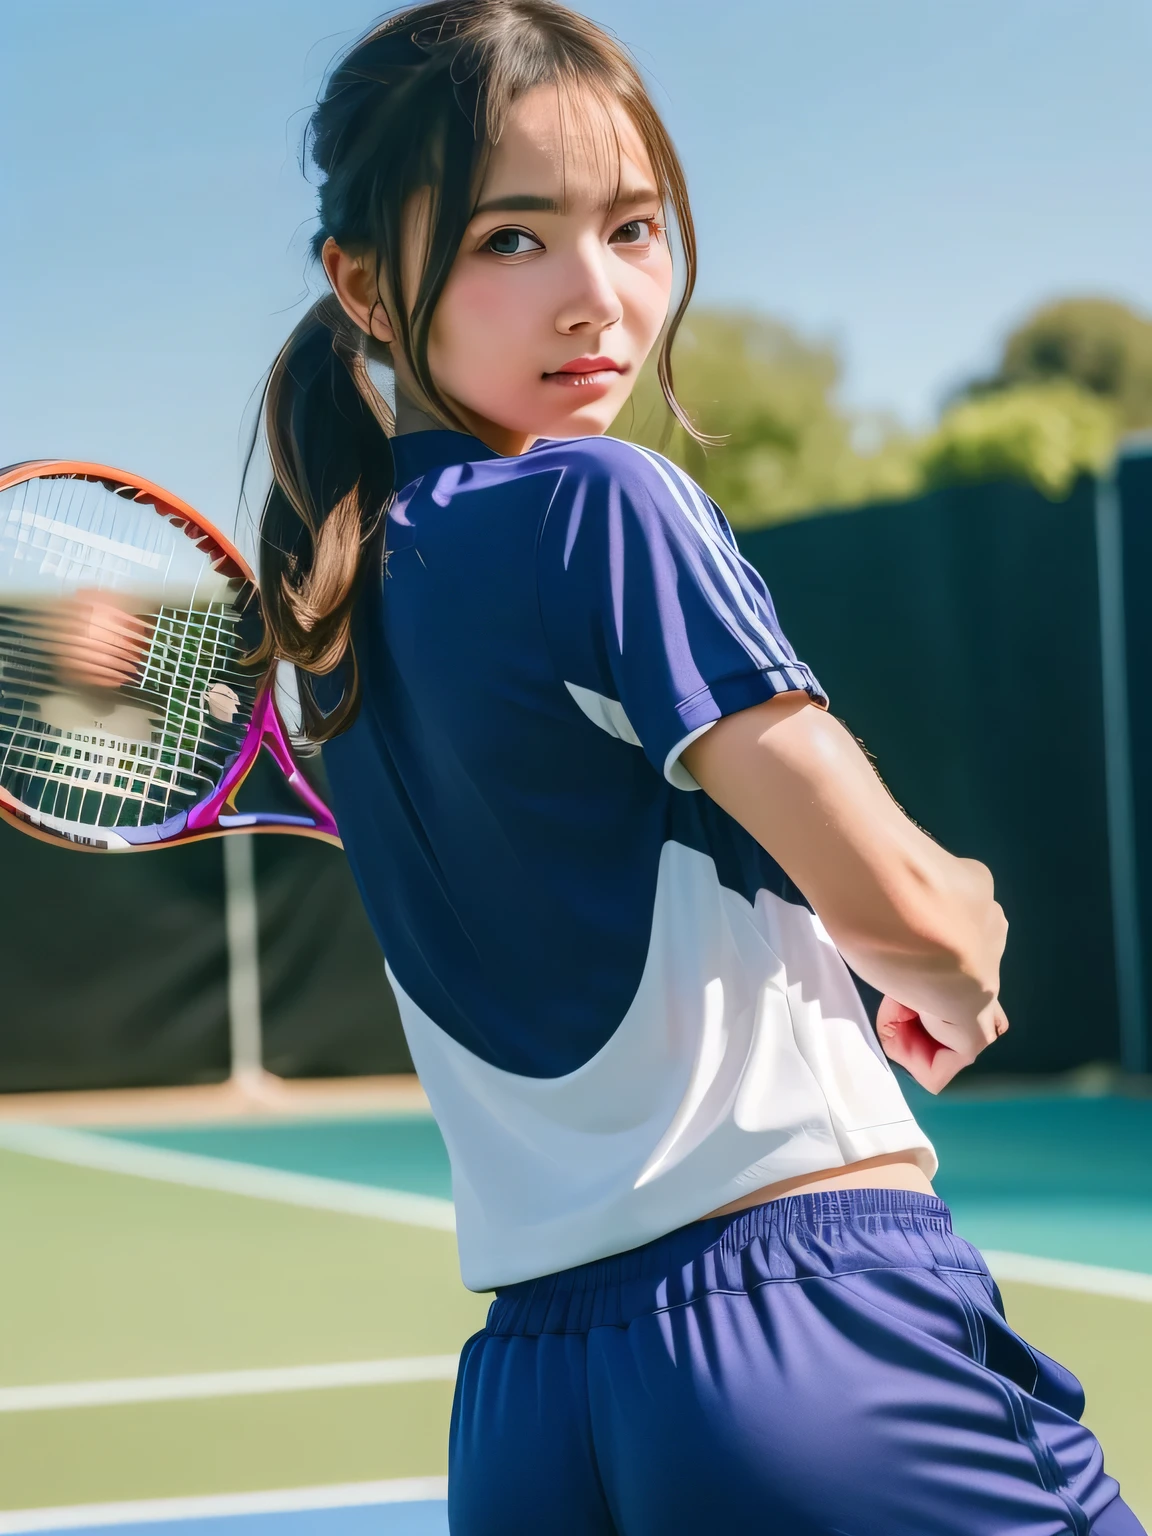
[0,459,339,851]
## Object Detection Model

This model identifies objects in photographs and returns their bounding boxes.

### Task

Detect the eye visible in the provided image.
[483,227,543,257]
[609,217,660,247]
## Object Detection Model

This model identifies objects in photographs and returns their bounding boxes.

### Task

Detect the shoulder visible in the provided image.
[535,438,747,609]
[530,436,722,533]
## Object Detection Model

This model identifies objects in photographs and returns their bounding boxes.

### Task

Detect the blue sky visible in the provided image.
[2,0,1150,532]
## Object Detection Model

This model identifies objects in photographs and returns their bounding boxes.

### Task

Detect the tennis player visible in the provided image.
[248,3,1142,1530]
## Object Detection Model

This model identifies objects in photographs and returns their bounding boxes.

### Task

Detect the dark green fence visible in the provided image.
[1118,443,1152,1072]
[0,829,232,1090]
[0,775,410,1092]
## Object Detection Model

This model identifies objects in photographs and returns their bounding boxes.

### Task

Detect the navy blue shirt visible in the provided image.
[320,430,931,1288]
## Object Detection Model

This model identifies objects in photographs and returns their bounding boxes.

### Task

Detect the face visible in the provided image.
[426,85,675,454]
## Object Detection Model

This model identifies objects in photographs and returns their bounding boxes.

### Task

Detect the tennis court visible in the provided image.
[1,1086,1149,1534]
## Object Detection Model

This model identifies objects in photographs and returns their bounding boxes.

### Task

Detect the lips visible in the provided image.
[543,357,629,390]
[548,356,625,376]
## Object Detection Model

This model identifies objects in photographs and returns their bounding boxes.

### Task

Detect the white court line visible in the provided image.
[0,1479,448,1533]
[983,1248,1152,1303]
[3,1125,1150,1302]
[5,1259,1142,1418]
[0,1125,455,1232]
[0,1356,459,1414]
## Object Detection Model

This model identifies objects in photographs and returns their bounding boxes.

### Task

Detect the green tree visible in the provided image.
[971,297,1152,431]
[613,308,920,528]
[614,299,1141,522]
[919,382,1115,499]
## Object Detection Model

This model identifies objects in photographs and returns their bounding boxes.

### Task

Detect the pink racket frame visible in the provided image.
[0,459,341,852]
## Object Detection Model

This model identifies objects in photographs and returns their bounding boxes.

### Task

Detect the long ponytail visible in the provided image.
[249,299,395,739]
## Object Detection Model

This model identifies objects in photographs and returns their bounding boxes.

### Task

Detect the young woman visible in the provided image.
[252,4,1142,1532]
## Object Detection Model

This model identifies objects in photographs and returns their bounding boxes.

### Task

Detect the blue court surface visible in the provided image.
[110,1512,444,1536]
[130,1510,446,1536]
[1,1084,1150,1534]
[2,1501,451,1536]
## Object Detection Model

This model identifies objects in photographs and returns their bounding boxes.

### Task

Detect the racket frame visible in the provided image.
[0,459,341,851]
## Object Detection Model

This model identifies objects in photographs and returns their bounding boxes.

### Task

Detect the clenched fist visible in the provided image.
[877,996,1009,1094]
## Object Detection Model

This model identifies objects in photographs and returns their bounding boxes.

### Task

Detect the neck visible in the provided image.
[394,386,535,458]
[394,391,443,437]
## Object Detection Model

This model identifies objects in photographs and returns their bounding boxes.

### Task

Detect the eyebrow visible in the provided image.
[472,186,659,218]
[473,194,560,216]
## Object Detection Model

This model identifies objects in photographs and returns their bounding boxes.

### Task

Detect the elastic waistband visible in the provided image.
[488,1190,984,1337]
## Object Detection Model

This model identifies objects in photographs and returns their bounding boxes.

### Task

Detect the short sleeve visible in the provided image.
[537,440,827,790]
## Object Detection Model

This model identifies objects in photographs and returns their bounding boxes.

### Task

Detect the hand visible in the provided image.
[876,996,1009,1094]
[48,593,153,691]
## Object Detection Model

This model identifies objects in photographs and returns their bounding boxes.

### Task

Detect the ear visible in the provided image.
[321,237,396,345]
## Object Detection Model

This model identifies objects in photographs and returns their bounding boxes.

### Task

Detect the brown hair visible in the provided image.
[251,0,700,740]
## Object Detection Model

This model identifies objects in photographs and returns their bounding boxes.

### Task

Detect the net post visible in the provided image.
[223,833,267,1089]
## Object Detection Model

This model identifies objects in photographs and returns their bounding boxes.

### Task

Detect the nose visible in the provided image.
[554,236,623,336]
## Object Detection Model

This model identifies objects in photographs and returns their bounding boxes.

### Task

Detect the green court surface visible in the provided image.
[0,1092,1149,1526]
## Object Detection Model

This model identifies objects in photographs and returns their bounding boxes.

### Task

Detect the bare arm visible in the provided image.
[682,694,1008,1087]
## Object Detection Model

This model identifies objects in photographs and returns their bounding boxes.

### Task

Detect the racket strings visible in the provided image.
[0,474,252,831]
[3,474,175,588]
[0,611,252,828]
